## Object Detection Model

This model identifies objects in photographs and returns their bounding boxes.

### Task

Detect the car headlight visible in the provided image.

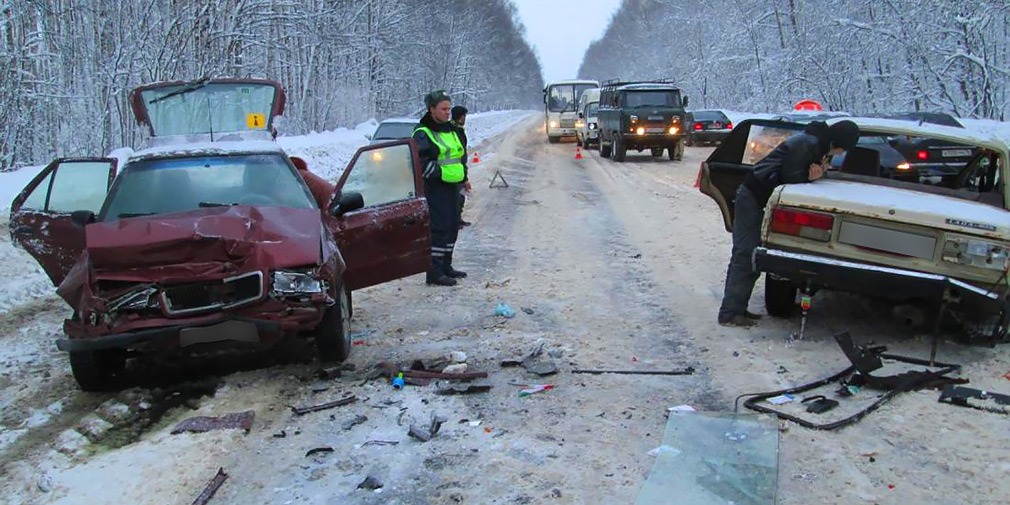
[668,126,679,134]
[636,127,645,135]
[942,237,1010,271]
[588,123,597,130]
[107,285,158,312]
[549,121,559,128]
[273,271,324,295]
[575,121,585,128]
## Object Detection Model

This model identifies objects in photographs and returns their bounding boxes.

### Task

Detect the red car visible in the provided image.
[9,79,431,390]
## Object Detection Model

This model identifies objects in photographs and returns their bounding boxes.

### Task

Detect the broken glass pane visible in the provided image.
[635,412,779,505]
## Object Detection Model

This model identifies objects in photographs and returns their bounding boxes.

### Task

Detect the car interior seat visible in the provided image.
[840,146,882,177]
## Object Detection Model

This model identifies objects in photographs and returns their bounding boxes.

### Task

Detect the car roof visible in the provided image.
[547,79,599,86]
[616,83,679,91]
[881,112,964,128]
[827,117,1009,153]
[378,117,418,125]
[128,140,286,163]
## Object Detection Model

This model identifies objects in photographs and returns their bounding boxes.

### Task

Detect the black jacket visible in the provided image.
[743,121,831,206]
[412,112,468,183]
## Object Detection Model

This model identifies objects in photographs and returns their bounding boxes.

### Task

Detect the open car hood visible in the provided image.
[776,180,1010,239]
[85,206,322,282]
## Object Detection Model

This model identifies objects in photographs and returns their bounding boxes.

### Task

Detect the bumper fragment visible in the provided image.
[56,317,282,352]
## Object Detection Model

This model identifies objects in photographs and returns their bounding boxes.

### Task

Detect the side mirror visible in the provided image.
[683,96,690,107]
[70,210,96,228]
[330,191,364,217]
[364,133,372,140]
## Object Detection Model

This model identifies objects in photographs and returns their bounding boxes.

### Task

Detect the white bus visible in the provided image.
[543,79,599,143]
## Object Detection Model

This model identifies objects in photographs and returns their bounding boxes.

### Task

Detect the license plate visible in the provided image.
[179,320,260,347]
[709,122,722,129]
[646,127,664,133]
[942,149,970,157]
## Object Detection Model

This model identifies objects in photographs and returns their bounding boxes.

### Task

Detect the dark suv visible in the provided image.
[597,80,689,162]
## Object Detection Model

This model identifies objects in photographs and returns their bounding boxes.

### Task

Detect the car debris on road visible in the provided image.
[192,467,229,505]
[291,396,357,416]
[171,410,255,435]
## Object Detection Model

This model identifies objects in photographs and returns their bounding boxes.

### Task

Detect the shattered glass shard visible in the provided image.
[635,412,778,505]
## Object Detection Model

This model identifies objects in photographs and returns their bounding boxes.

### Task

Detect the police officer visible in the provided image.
[451,105,472,228]
[718,119,859,327]
[414,90,467,286]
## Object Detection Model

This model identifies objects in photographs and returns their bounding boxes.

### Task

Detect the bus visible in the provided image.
[543,79,599,143]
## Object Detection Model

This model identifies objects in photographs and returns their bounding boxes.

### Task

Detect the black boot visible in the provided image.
[444,253,467,278]
[427,270,457,286]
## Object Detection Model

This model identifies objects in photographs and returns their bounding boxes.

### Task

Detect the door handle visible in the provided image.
[403,217,418,226]
[13,226,32,236]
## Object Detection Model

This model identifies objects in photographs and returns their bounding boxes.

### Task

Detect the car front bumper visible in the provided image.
[753,247,1002,308]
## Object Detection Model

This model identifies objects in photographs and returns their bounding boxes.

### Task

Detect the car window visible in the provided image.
[139,82,277,136]
[623,90,681,108]
[341,143,416,208]
[586,103,599,117]
[692,111,727,122]
[47,161,112,213]
[374,122,416,140]
[21,171,53,211]
[101,154,314,220]
[745,125,800,165]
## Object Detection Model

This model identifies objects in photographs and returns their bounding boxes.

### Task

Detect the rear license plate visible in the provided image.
[708,123,722,129]
[838,222,936,260]
[179,320,260,347]
[646,127,665,133]
[942,149,971,157]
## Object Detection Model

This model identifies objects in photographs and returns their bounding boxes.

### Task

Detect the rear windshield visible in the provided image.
[692,111,728,122]
[373,122,416,140]
[101,154,315,220]
[624,90,681,108]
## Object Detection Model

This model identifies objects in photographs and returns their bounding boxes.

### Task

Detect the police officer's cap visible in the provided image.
[424,90,451,109]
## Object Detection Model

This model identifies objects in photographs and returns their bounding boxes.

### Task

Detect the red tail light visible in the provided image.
[694,123,703,131]
[916,150,929,160]
[726,122,733,129]
[694,163,704,188]
[770,208,834,241]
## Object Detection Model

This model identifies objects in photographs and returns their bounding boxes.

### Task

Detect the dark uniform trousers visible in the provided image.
[425,178,461,275]
[718,185,763,320]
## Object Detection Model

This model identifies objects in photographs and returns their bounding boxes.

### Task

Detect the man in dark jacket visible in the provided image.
[414,90,468,286]
[451,105,472,228]
[718,120,860,327]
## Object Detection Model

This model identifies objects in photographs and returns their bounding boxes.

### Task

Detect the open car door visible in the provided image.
[698,119,804,231]
[325,140,430,290]
[9,158,118,286]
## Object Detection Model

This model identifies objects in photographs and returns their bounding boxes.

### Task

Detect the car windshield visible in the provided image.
[692,111,727,122]
[586,102,599,117]
[548,84,596,113]
[373,122,416,140]
[101,154,316,220]
[624,90,681,108]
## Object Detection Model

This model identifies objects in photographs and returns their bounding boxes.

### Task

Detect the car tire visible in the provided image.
[601,138,612,158]
[651,148,664,157]
[548,136,559,144]
[613,136,626,162]
[315,283,351,362]
[765,277,798,317]
[70,349,126,392]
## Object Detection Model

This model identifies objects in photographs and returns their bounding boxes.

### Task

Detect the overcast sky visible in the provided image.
[513,0,621,84]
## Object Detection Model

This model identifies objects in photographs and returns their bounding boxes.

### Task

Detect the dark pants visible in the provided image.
[458,187,466,221]
[424,179,461,277]
[719,185,763,320]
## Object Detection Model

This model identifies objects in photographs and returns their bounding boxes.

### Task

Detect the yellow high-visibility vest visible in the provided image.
[414,126,465,183]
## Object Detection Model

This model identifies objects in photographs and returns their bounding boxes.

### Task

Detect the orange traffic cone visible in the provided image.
[471,151,480,163]
[575,146,583,160]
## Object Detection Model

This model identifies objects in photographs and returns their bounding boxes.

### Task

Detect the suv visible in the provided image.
[698,118,1010,343]
[597,79,689,162]
[9,78,432,390]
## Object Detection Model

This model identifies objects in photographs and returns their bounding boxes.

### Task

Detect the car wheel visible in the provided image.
[548,136,559,144]
[651,148,664,157]
[613,136,626,162]
[315,283,351,362]
[600,138,612,158]
[70,349,126,392]
[765,277,798,317]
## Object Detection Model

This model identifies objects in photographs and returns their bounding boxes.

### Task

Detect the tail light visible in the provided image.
[693,123,703,131]
[694,163,704,188]
[770,207,834,241]
[916,150,929,160]
[726,122,733,129]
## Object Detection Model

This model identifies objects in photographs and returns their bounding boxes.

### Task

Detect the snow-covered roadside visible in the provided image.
[0,110,534,316]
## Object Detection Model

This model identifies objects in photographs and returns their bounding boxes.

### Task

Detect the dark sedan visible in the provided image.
[686,110,732,146]
[883,113,977,178]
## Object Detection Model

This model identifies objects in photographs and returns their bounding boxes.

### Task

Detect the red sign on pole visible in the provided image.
[794,99,823,111]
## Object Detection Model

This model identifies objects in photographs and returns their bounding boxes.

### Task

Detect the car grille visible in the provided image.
[161,271,264,316]
[838,222,936,260]
[560,119,576,128]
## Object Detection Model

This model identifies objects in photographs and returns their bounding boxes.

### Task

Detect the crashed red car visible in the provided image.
[9,79,431,391]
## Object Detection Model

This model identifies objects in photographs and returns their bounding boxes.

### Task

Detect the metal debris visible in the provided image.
[360,439,399,447]
[192,467,228,505]
[525,360,558,376]
[291,396,357,416]
[436,384,493,396]
[342,414,369,431]
[171,411,255,435]
[571,367,696,376]
[358,474,383,490]
[305,447,334,457]
[408,414,447,442]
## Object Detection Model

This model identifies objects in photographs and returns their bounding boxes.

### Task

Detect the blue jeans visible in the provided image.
[718,185,763,320]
